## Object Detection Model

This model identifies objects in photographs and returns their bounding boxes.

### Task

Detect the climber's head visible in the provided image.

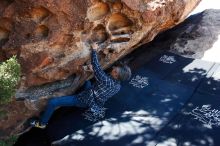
[110,64,131,81]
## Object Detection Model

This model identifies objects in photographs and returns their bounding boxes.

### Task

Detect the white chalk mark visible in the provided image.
[186,105,220,127]
[159,55,176,64]
[129,75,149,88]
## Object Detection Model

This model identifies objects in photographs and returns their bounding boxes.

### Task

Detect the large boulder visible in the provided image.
[0,0,200,139]
[142,9,220,60]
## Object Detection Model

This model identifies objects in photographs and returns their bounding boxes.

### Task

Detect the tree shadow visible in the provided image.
[47,59,220,146]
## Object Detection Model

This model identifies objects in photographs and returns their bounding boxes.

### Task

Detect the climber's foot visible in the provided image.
[30,119,46,129]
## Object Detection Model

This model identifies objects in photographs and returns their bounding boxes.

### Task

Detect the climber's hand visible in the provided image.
[87,64,93,72]
[82,64,93,72]
[91,42,99,51]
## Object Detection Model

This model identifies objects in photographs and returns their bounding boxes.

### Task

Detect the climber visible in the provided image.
[29,42,132,129]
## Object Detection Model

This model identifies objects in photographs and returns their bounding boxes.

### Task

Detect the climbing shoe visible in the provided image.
[30,119,46,129]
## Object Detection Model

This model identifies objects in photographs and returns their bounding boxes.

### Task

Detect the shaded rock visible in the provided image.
[144,9,220,59]
[0,0,200,139]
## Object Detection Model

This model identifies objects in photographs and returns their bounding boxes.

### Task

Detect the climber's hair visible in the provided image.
[116,64,132,81]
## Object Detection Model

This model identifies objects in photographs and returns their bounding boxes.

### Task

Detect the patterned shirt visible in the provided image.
[76,50,121,121]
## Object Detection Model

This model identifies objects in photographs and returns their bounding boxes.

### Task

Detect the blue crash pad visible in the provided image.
[52,80,194,146]
[153,92,220,146]
[49,56,195,142]
[51,53,203,145]
[105,68,195,115]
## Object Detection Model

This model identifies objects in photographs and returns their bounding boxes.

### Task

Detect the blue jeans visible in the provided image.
[40,81,92,125]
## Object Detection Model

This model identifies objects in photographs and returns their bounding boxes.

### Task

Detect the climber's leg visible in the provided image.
[30,95,86,128]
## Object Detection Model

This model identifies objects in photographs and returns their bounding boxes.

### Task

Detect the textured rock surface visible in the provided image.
[0,0,200,139]
[145,9,220,59]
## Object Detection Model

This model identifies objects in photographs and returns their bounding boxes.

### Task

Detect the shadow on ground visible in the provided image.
[15,51,220,146]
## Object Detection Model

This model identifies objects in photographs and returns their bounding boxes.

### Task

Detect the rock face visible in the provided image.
[144,9,220,59]
[0,0,200,139]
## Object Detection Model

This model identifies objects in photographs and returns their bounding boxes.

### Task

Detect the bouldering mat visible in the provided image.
[51,52,207,146]
[152,92,220,146]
